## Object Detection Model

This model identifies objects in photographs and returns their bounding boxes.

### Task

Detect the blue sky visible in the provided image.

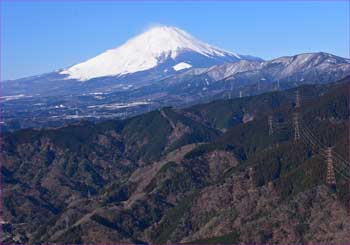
[1,0,349,80]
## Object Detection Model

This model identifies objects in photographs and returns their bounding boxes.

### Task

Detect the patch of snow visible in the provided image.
[94,96,104,100]
[54,104,66,108]
[88,101,150,110]
[0,94,31,101]
[173,62,192,71]
[122,85,134,90]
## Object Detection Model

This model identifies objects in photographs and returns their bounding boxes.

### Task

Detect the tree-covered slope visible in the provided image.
[1,77,349,244]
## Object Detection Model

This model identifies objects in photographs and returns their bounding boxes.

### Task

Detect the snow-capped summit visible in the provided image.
[60,25,261,81]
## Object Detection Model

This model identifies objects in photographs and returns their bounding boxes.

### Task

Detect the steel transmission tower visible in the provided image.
[268,115,274,136]
[295,90,301,108]
[293,112,301,142]
[326,147,336,186]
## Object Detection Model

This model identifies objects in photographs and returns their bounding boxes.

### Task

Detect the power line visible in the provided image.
[301,126,350,173]
[302,124,350,167]
[266,88,349,187]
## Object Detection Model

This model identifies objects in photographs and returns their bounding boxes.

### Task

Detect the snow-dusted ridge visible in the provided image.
[60,25,253,81]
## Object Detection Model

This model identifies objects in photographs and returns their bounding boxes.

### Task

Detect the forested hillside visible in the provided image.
[2,77,349,244]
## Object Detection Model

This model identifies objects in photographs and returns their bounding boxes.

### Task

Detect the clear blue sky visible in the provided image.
[1,0,349,80]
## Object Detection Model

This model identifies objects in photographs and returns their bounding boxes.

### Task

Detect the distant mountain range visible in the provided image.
[3,25,349,98]
[2,25,350,131]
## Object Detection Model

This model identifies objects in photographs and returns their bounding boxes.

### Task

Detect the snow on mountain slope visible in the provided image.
[60,25,260,81]
[191,52,350,82]
[155,52,350,94]
[173,62,192,71]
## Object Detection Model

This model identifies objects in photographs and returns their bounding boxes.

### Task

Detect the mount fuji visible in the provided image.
[3,25,262,97]
[60,26,262,81]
